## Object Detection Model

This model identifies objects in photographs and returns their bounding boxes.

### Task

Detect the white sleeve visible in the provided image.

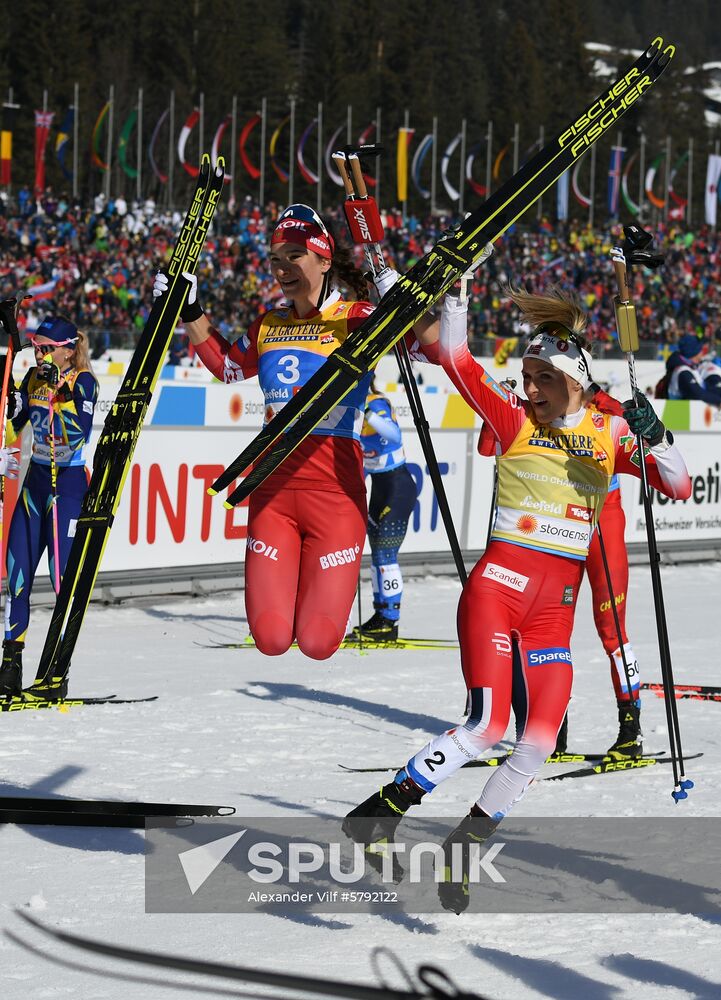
[439,295,470,362]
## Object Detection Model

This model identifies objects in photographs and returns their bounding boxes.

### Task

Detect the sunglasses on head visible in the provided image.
[537,323,591,379]
[30,336,77,350]
[277,204,331,240]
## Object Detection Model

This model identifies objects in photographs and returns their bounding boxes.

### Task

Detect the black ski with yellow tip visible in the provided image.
[209,37,674,506]
[30,156,226,693]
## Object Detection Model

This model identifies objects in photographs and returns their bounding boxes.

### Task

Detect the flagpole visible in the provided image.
[230,95,237,205]
[136,87,143,202]
[72,82,79,200]
[664,134,671,222]
[614,129,623,221]
[316,100,323,214]
[402,108,409,224]
[589,140,596,228]
[458,117,467,216]
[288,96,295,205]
[375,106,381,205]
[485,120,493,197]
[168,89,175,208]
[537,125,544,219]
[199,91,204,161]
[259,97,267,208]
[430,115,438,214]
[715,139,720,233]
[638,132,646,221]
[686,137,693,226]
[104,84,113,201]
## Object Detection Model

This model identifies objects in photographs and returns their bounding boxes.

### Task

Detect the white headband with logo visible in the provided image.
[523,329,593,390]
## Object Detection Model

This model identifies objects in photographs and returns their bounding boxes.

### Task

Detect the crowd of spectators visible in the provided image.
[1,183,720,362]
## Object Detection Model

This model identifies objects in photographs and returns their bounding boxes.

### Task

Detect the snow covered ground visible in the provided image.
[1,562,720,1000]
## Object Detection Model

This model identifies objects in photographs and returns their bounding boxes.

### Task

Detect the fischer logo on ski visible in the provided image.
[208,37,675,506]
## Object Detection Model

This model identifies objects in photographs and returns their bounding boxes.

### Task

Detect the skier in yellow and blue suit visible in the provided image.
[0,315,97,699]
[355,378,419,642]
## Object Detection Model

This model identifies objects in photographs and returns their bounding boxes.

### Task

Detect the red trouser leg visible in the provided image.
[406,542,581,818]
[295,488,367,660]
[586,490,639,701]
[245,491,302,656]
[245,487,367,660]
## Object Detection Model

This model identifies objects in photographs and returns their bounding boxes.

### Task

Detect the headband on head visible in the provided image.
[271,203,334,259]
[523,324,593,390]
[33,314,79,347]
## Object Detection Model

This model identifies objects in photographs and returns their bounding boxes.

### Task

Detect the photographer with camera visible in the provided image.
[0,315,97,700]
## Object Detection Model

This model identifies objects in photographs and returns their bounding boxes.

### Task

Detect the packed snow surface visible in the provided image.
[1,562,720,999]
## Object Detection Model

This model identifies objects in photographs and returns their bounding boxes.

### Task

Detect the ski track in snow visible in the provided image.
[1,563,720,999]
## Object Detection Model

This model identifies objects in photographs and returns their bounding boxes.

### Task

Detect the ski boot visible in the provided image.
[438,806,500,914]
[553,712,569,756]
[605,700,643,760]
[25,674,69,702]
[342,771,424,882]
[0,640,24,699]
[353,609,398,643]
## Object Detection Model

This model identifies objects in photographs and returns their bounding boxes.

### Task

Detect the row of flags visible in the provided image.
[1,103,73,192]
[2,96,720,225]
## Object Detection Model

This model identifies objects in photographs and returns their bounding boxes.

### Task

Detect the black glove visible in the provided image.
[622,390,666,446]
[6,388,21,419]
[55,380,74,402]
[36,356,61,386]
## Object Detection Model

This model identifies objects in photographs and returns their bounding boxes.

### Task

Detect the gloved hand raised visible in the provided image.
[622,390,666,446]
[152,271,204,323]
[445,243,494,302]
[0,446,20,479]
[36,354,60,386]
[373,266,399,300]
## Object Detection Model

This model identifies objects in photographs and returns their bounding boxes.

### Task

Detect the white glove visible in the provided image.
[152,271,169,298]
[610,246,626,266]
[450,243,494,303]
[182,270,198,304]
[0,446,20,479]
[439,294,470,357]
[373,267,399,299]
[153,270,202,321]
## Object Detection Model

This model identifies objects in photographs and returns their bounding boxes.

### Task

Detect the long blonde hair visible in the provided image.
[69,328,93,374]
[507,284,589,343]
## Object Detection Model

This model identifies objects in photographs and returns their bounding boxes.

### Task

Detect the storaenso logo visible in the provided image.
[353,206,372,242]
[319,545,360,569]
[558,66,655,159]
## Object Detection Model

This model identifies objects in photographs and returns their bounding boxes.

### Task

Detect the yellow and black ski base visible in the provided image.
[31,156,226,690]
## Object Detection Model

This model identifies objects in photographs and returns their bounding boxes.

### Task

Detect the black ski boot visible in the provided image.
[0,639,24,699]
[343,772,424,882]
[353,609,398,643]
[553,712,569,756]
[438,806,500,914]
[606,700,643,760]
[26,674,69,702]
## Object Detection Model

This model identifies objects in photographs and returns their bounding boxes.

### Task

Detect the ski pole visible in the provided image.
[0,295,28,603]
[611,225,691,802]
[356,577,364,653]
[333,147,467,583]
[595,522,640,715]
[45,368,61,595]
